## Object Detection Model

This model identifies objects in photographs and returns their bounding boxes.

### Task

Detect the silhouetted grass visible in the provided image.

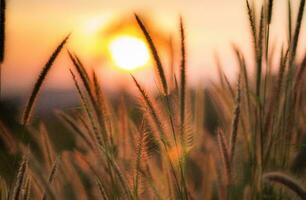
[0,1,305,200]
[22,35,70,125]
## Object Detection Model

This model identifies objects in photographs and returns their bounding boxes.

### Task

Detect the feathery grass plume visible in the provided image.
[12,155,28,200]
[182,115,194,150]
[0,0,6,97]
[256,6,265,97]
[264,0,274,101]
[179,16,186,139]
[68,53,108,145]
[245,0,257,48]
[263,172,306,199]
[68,52,93,102]
[131,75,182,197]
[216,128,231,186]
[69,69,94,127]
[56,110,94,149]
[288,0,305,66]
[133,123,148,199]
[41,157,60,200]
[22,34,70,125]
[165,19,189,198]
[229,76,241,164]
[131,75,167,145]
[68,65,103,147]
[135,14,168,95]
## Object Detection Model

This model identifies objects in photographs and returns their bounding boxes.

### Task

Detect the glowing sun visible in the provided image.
[109,36,150,71]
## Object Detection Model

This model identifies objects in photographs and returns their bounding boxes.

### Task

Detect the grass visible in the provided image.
[0,0,305,199]
[21,35,70,125]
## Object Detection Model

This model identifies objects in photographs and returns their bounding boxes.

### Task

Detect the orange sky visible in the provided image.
[2,0,306,96]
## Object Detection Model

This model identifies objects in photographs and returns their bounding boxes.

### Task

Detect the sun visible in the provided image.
[109,36,150,71]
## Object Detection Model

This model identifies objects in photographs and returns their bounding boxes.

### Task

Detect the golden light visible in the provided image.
[109,36,150,71]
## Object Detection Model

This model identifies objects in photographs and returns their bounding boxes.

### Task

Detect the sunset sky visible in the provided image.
[2,0,306,96]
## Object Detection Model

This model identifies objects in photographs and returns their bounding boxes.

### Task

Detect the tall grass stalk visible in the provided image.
[256,6,264,97]
[179,16,186,140]
[69,68,102,147]
[131,76,165,141]
[22,35,70,125]
[246,0,257,55]
[288,0,305,67]
[0,1,304,199]
[68,53,107,147]
[135,14,168,96]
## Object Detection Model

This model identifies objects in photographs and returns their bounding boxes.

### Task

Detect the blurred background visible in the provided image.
[0,0,306,185]
[2,0,305,97]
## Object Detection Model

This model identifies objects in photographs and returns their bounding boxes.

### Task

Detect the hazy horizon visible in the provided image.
[2,0,306,96]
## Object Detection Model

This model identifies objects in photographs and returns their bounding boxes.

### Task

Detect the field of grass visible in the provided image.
[0,0,305,199]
